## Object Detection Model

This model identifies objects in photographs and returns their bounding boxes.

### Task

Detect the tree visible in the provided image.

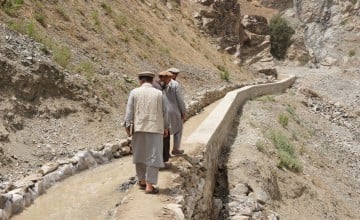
[269,14,295,59]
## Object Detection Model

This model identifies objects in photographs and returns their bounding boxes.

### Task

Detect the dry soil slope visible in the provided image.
[0,0,252,183]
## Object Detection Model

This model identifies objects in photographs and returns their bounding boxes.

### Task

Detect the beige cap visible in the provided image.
[137,71,155,78]
[167,67,180,74]
[158,71,173,76]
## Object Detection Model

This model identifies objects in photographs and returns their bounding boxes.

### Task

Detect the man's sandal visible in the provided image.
[138,182,146,190]
[145,187,159,194]
[172,149,184,155]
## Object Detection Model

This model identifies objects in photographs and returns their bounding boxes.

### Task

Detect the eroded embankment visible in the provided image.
[181,76,296,220]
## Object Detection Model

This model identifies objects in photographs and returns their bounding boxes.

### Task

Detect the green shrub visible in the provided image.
[101,3,112,15]
[269,14,295,59]
[56,6,70,21]
[278,113,289,127]
[269,130,302,172]
[256,140,266,153]
[92,11,101,30]
[1,0,24,16]
[53,46,71,68]
[220,70,230,82]
[35,12,46,27]
[278,150,302,172]
[74,61,96,80]
[270,130,294,155]
[8,20,35,37]
[256,95,275,102]
[349,49,356,57]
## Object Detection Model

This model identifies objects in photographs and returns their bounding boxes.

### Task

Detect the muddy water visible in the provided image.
[12,158,132,220]
[12,100,220,220]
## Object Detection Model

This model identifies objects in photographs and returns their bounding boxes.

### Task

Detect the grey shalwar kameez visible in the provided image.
[163,79,186,150]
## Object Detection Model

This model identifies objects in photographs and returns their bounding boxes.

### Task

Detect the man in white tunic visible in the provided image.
[124,71,169,194]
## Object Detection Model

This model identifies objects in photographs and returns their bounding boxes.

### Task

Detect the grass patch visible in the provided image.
[159,45,170,55]
[286,106,295,115]
[56,6,70,21]
[8,20,72,68]
[114,15,127,30]
[286,105,301,124]
[53,46,71,68]
[74,61,96,80]
[349,49,356,57]
[34,12,46,27]
[269,130,302,172]
[101,3,112,15]
[256,140,266,153]
[1,0,24,16]
[8,20,36,37]
[256,95,276,102]
[278,113,289,127]
[92,11,101,31]
[220,70,230,82]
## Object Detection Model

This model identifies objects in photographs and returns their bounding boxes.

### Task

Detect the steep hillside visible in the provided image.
[0,0,254,183]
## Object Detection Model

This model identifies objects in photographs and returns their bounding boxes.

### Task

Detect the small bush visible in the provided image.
[56,6,70,21]
[8,20,34,36]
[349,49,356,57]
[1,0,24,16]
[286,105,301,124]
[270,130,294,155]
[220,70,230,82]
[35,12,46,27]
[256,95,275,102]
[286,106,295,115]
[278,113,289,127]
[269,14,295,59]
[92,11,101,30]
[278,150,302,172]
[256,140,266,153]
[53,46,71,68]
[269,130,302,172]
[74,61,96,80]
[101,3,112,15]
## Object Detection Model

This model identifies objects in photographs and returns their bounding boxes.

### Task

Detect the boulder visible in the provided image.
[242,15,269,35]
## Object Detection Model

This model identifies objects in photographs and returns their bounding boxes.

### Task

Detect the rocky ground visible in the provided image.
[214,66,360,219]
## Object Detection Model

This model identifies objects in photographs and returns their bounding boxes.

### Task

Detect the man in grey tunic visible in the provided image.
[124,71,169,194]
[159,69,186,155]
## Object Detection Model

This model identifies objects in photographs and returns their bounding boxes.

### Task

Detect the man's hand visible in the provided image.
[125,126,132,137]
[181,113,186,122]
[164,128,169,137]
